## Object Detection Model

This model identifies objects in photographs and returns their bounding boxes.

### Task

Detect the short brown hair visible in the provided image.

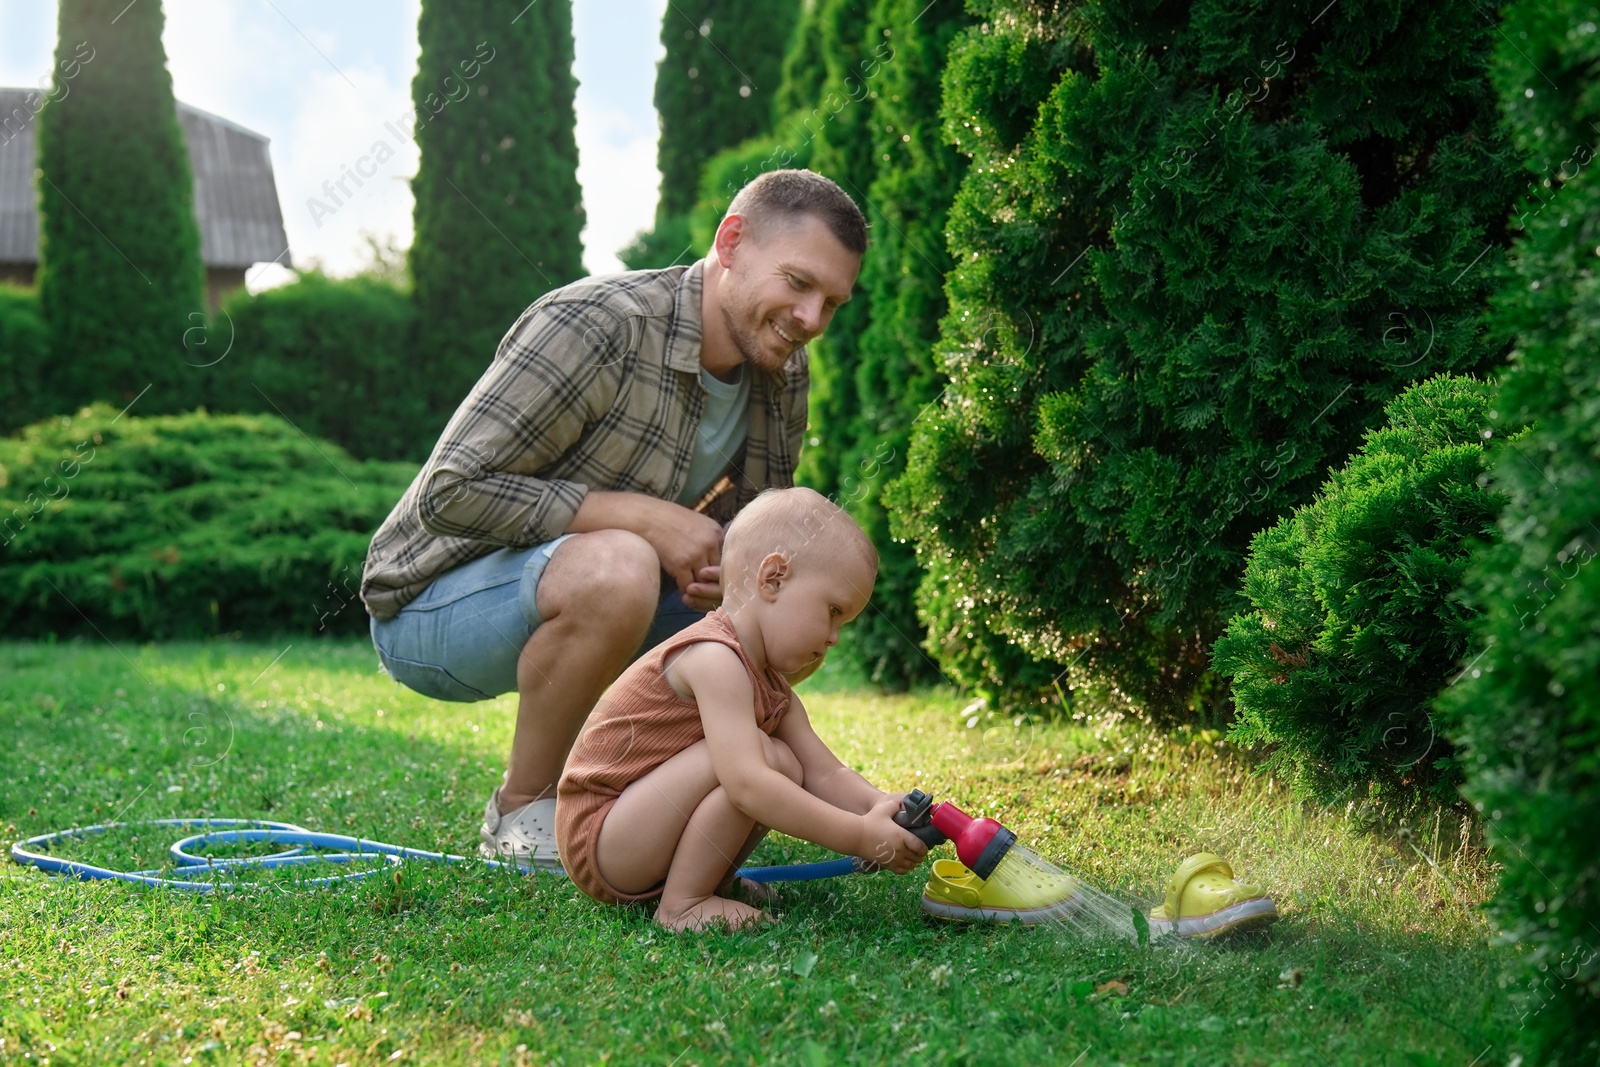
[724,169,868,255]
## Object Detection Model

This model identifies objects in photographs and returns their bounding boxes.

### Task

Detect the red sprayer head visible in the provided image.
[893,790,1020,880]
[928,801,1017,880]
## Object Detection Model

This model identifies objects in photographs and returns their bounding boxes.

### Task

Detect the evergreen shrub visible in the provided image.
[1214,375,1511,808]
[683,0,957,688]
[788,0,878,506]
[1438,0,1600,1058]
[0,405,416,639]
[36,0,205,415]
[408,0,585,421]
[816,0,970,688]
[197,272,428,462]
[0,286,51,434]
[623,0,799,269]
[888,0,1524,717]
[618,213,695,272]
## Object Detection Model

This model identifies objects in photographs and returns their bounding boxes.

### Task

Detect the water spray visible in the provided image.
[890,789,1125,931]
[895,789,1275,938]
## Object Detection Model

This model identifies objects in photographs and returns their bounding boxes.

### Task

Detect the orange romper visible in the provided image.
[555,608,793,905]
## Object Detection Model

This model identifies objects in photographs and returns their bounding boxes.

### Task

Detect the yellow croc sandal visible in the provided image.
[1147,853,1278,939]
[920,857,1084,925]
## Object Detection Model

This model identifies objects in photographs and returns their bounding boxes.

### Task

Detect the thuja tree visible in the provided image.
[824,0,971,687]
[409,0,585,421]
[35,0,204,416]
[621,0,799,269]
[1214,374,1513,809]
[689,0,890,497]
[793,0,880,501]
[753,0,951,687]
[887,0,1524,716]
[1438,0,1600,1059]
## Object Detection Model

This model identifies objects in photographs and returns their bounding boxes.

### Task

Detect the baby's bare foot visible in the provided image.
[732,876,778,907]
[657,895,773,933]
[718,874,779,907]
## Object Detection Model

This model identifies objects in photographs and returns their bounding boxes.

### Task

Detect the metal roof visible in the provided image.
[0,88,291,270]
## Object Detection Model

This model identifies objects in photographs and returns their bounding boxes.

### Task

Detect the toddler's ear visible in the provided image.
[758,552,790,598]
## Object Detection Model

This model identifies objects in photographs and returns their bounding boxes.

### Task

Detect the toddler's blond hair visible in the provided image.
[721,488,877,605]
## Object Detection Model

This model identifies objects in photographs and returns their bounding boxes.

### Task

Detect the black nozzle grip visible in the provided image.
[894,788,949,848]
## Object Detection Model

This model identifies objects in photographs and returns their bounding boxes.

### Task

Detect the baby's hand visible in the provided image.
[857,796,928,875]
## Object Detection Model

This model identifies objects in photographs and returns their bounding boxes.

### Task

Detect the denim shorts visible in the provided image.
[369,535,703,702]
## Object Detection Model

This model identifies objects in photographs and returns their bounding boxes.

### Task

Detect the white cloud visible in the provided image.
[274,62,420,278]
[576,99,663,275]
[162,0,422,285]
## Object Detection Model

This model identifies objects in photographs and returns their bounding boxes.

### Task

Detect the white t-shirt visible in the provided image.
[676,365,751,506]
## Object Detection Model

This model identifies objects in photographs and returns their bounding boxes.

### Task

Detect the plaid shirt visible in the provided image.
[361,261,810,620]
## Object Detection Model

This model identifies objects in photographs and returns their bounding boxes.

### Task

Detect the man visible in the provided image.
[360,169,866,871]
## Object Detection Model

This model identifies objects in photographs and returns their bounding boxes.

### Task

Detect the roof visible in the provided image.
[0,88,291,270]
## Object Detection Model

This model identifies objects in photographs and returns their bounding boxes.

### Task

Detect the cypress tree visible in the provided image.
[35,0,204,416]
[678,0,876,496]
[887,0,1524,716]
[1214,374,1511,808]
[774,0,830,123]
[790,0,878,499]
[1439,0,1600,1057]
[707,0,964,688]
[409,0,585,420]
[825,0,970,687]
[621,0,800,270]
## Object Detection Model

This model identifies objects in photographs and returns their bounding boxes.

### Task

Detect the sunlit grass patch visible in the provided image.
[2,638,1509,1065]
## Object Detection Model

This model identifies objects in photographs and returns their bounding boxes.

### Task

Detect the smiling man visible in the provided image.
[359,169,866,871]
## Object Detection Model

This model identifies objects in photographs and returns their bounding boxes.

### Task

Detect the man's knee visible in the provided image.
[537,529,661,626]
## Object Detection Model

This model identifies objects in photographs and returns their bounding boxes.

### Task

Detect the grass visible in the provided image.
[0,637,1516,1066]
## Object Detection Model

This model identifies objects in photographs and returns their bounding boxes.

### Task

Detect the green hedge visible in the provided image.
[886,0,1523,718]
[1438,0,1600,1058]
[0,286,50,434]
[0,405,417,639]
[619,212,696,271]
[682,0,952,689]
[1214,375,1512,809]
[195,272,431,462]
[787,0,878,507]
[816,0,970,689]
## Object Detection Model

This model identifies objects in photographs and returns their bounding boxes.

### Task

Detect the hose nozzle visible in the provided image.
[894,790,1018,880]
[930,801,1017,879]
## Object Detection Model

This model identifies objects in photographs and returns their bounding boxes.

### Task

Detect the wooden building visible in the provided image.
[0,89,291,307]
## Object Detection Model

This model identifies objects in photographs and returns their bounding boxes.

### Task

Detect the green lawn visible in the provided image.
[1,639,1513,1065]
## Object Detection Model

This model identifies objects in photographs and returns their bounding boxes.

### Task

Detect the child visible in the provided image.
[555,487,927,931]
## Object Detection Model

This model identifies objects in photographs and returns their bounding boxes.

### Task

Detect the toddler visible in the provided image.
[555,487,927,930]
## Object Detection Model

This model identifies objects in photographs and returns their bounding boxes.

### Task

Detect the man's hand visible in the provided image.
[564,491,725,610]
[641,501,724,606]
[682,564,722,612]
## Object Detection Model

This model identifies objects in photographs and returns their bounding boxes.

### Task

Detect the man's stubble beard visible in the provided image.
[720,278,801,375]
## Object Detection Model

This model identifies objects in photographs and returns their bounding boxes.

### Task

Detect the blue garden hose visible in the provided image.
[7,818,874,891]
[737,856,863,882]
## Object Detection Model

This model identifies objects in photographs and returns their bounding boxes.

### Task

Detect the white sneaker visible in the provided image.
[479,787,563,872]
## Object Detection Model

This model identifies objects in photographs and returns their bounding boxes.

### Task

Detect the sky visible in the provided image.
[0,0,669,287]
